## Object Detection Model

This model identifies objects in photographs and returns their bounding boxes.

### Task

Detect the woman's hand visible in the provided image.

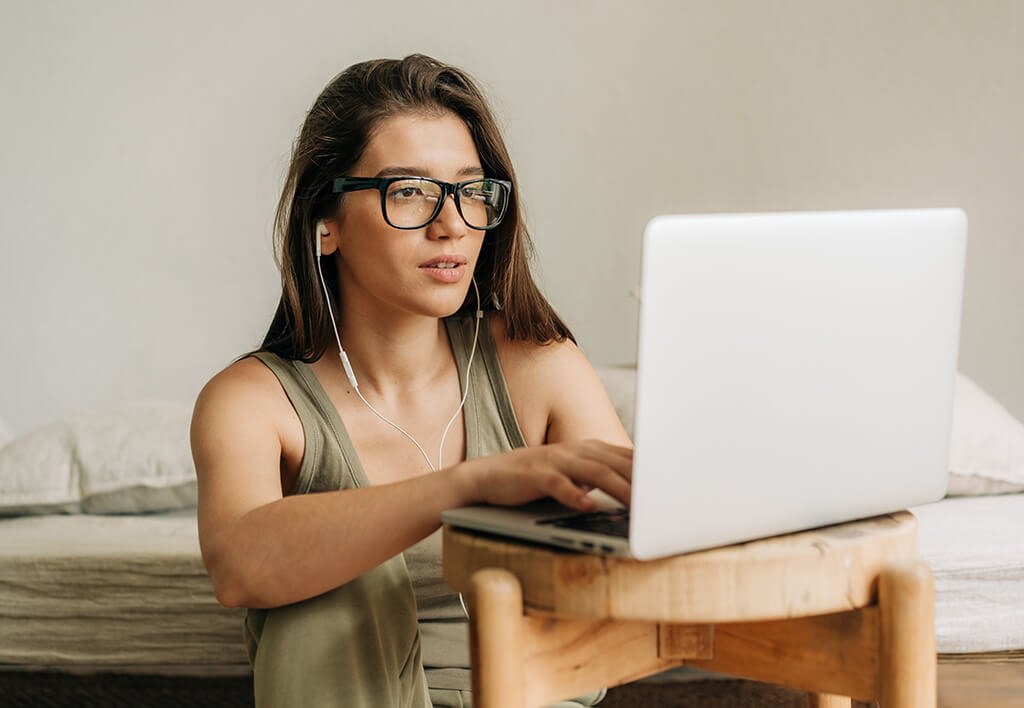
[452,439,633,512]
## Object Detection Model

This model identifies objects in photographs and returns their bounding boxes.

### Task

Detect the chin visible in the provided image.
[399,275,477,319]
[412,294,470,320]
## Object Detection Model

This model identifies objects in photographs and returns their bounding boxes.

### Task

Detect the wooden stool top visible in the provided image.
[443,511,917,623]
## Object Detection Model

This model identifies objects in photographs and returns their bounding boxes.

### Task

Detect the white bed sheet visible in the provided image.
[910,493,1024,654]
[0,509,249,674]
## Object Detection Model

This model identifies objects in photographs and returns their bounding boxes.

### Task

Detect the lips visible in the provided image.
[419,253,468,268]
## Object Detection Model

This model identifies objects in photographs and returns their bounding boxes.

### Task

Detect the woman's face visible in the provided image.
[324,111,488,321]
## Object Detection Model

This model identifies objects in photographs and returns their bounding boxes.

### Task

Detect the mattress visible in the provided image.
[0,509,249,675]
[910,493,1024,654]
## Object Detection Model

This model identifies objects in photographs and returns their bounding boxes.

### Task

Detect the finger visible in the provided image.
[598,450,630,473]
[586,439,633,460]
[578,443,634,482]
[546,474,599,511]
[594,440,634,457]
[569,459,632,507]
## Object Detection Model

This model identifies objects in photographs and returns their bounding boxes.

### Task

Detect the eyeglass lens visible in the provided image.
[384,178,509,229]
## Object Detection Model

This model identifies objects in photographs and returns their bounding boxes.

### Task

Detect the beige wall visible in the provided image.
[1,0,1021,434]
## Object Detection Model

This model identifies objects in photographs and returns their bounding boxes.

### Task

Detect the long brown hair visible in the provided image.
[243,54,573,363]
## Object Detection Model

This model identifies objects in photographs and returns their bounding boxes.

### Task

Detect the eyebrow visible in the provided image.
[373,165,485,179]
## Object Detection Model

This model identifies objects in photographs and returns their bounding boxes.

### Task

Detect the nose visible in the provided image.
[426,192,467,240]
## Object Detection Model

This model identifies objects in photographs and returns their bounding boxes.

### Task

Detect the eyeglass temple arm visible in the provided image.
[332,177,380,194]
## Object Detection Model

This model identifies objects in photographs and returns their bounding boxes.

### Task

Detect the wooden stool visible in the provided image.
[442,511,935,708]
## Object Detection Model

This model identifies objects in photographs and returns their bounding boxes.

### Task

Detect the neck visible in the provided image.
[325,301,452,402]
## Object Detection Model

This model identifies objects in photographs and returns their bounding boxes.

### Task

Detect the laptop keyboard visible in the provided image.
[536,508,630,538]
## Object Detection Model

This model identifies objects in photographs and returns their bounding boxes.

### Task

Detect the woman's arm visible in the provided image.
[192,359,631,610]
[191,362,467,609]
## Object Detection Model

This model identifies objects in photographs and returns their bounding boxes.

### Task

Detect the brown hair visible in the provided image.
[243,54,573,363]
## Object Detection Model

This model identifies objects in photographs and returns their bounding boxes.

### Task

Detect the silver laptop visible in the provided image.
[442,209,967,560]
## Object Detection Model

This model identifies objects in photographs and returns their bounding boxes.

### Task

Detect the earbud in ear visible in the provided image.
[315,220,328,258]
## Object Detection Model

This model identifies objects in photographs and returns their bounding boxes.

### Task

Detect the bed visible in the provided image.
[0,514,252,706]
[0,510,247,673]
[0,402,254,706]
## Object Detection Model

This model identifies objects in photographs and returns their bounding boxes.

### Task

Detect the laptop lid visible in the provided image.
[628,209,966,559]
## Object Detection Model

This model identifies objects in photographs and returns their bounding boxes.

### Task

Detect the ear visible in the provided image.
[315,220,340,256]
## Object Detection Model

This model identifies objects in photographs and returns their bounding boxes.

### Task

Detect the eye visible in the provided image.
[392,186,423,199]
[388,178,442,203]
[460,184,488,201]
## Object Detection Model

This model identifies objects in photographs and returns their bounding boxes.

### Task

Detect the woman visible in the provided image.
[190,54,633,707]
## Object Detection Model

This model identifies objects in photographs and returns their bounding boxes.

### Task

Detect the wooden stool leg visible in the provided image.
[809,694,852,707]
[469,568,525,708]
[879,561,937,708]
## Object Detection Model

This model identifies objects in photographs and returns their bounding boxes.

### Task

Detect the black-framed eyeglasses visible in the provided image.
[332,175,512,231]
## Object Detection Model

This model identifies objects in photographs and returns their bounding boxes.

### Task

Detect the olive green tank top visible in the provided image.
[241,314,527,707]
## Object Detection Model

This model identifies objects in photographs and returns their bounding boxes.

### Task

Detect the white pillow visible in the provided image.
[947,372,1024,496]
[594,367,1024,497]
[0,402,197,516]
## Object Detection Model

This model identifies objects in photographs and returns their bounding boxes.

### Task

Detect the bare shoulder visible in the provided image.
[194,356,289,428]
[191,355,302,506]
[486,314,632,447]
